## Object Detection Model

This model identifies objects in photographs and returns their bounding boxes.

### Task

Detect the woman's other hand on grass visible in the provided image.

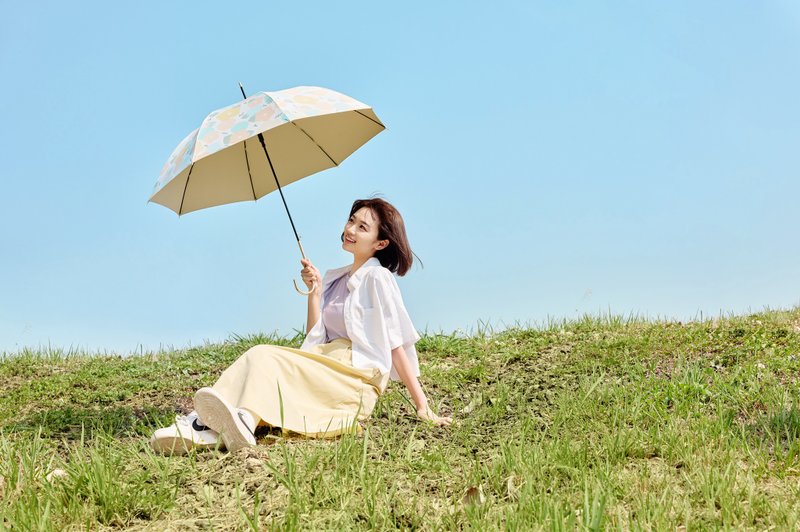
[417,407,452,427]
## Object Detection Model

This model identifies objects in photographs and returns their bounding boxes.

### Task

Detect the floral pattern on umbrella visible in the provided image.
[153,87,374,196]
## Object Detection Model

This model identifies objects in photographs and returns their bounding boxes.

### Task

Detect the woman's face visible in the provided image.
[342,207,388,257]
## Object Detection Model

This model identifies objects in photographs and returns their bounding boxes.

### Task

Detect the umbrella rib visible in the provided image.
[290,123,339,167]
[243,140,257,200]
[178,164,195,215]
[353,109,386,129]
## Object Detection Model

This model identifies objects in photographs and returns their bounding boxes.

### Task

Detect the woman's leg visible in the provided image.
[192,345,292,451]
[210,346,267,408]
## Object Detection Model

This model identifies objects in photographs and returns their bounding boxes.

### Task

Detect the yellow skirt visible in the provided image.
[210,338,388,438]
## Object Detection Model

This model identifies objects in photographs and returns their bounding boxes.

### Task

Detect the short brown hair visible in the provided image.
[344,197,420,276]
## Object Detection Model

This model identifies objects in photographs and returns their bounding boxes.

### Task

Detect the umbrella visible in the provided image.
[149,85,385,294]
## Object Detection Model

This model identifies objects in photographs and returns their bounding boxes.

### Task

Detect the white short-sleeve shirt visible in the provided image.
[300,257,421,381]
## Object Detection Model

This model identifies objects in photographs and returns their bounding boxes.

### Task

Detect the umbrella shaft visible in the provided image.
[255,131,302,245]
[297,240,308,260]
[241,83,305,253]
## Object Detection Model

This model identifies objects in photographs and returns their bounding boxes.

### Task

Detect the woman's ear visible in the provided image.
[377,239,389,250]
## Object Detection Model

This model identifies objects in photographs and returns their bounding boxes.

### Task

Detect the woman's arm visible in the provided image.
[391,344,452,426]
[306,292,321,334]
[300,259,323,334]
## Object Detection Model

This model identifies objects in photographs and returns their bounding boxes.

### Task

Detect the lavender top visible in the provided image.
[322,271,351,342]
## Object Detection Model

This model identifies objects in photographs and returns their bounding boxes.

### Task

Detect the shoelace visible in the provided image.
[237,411,256,437]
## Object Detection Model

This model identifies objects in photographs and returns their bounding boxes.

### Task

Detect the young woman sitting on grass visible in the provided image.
[150,198,451,454]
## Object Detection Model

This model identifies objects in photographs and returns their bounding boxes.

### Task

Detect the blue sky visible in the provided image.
[2,1,799,354]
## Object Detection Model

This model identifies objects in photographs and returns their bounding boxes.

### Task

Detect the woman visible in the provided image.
[151,198,451,455]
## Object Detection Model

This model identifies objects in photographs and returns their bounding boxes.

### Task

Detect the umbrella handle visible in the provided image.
[293,278,317,295]
[294,238,317,295]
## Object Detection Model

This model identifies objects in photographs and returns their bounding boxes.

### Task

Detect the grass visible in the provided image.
[1,309,800,529]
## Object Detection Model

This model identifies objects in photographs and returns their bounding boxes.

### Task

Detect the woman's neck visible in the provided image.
[350,254,374,275]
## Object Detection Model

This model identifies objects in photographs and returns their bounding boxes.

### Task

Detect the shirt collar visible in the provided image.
[322,257,382,292]
[347,257,382,291]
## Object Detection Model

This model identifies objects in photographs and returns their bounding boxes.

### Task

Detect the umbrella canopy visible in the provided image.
[149,86,385,215]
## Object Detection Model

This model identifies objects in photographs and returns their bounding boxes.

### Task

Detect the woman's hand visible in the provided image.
[300,258,322,292]
[416,406,452,427]
[390,345,453,428]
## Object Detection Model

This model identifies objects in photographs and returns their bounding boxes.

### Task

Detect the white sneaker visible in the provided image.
[149,411,222,455]
[193,387,256,452]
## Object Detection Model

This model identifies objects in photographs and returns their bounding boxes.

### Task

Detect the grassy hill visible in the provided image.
[1,308,799,530]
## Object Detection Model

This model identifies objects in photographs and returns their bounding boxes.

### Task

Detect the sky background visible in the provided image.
[2,1,799,355]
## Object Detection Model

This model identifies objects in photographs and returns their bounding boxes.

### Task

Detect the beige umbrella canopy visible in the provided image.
[149,85,385,293]
[150,85,384,214]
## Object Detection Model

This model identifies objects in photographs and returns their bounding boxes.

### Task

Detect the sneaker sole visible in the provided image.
[149,433,222,455]
[149,434,192,456]
[193,388,255,452]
